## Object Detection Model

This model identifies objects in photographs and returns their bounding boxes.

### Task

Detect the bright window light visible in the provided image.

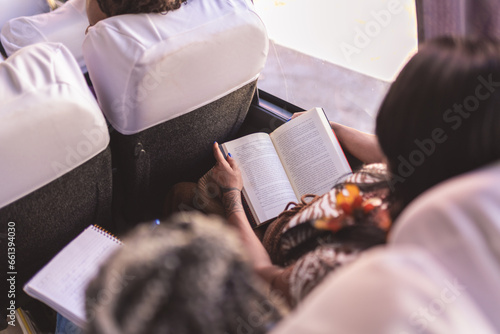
[254,0,418,133]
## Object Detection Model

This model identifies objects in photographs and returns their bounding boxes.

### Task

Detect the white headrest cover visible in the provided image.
[0,0,88,72]
[0,42,109,209]
[83,0,268,135]
[0,0,49,31]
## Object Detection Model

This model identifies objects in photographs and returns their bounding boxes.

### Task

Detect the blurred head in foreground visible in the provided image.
[85,212,285,334]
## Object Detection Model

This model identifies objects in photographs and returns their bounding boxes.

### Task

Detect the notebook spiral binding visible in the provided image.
[92,225,122,244]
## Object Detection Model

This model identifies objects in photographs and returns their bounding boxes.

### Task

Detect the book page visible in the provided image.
[223,133,297,223]
[271,108,352,198]
[24,226,121,328]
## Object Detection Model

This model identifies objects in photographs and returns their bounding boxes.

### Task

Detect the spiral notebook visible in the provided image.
[23,225,122,328]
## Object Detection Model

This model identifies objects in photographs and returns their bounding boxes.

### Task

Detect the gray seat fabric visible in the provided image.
[0,148,113,309]
[112,80,257,227]
[0,42,113,313]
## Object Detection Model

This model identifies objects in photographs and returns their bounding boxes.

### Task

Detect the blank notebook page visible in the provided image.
[24,225,122,328]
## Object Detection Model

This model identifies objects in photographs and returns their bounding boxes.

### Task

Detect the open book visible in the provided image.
[220,107,352,227]
[23,225,122,328]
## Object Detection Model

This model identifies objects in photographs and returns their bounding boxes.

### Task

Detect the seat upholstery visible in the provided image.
[83,0,268,224]
[0,42,112,309]
[83,0,268,134]
[0,0,49,31]
[1,0,89,72]
[110,80,258,224]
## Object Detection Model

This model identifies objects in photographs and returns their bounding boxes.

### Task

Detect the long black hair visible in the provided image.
[376,36,500,219]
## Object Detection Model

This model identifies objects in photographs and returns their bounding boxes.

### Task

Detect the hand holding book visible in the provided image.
[211,142,245,218]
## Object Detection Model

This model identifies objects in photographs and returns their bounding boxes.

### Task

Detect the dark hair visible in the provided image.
[376,36,500,219]
[96,0,186,17]
[85,212,285,334]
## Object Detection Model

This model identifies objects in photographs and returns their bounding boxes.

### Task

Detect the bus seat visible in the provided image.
[0,0,88,72]
[0,42,112,309]
[82,0,268,225]
[0,0,49,31]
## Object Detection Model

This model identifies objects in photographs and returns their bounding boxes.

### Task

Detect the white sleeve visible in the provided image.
[271,246,496,334]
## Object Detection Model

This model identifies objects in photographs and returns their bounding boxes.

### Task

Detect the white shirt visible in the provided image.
[271,162,500,333]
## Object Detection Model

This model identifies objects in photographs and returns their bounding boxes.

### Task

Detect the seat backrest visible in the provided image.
[82,0,268,224]
[0,0,49,31]
[110,80,258,225]
[83,0,268,135]
[392,162,500,329]
[0,0,88,71]
[0,42,112,309]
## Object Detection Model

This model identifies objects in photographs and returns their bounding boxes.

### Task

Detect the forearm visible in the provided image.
[212,142,290,300]
[222,189,287,292]
[330,121,384,164]
[222,188,275,271]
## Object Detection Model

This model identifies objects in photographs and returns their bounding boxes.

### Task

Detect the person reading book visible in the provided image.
[209,142,391,306]
[270,157,500,334]
[170,36,500,306]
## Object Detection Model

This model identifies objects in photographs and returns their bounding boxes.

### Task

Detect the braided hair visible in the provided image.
[96,0,187,17]
[85,212,285,334]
